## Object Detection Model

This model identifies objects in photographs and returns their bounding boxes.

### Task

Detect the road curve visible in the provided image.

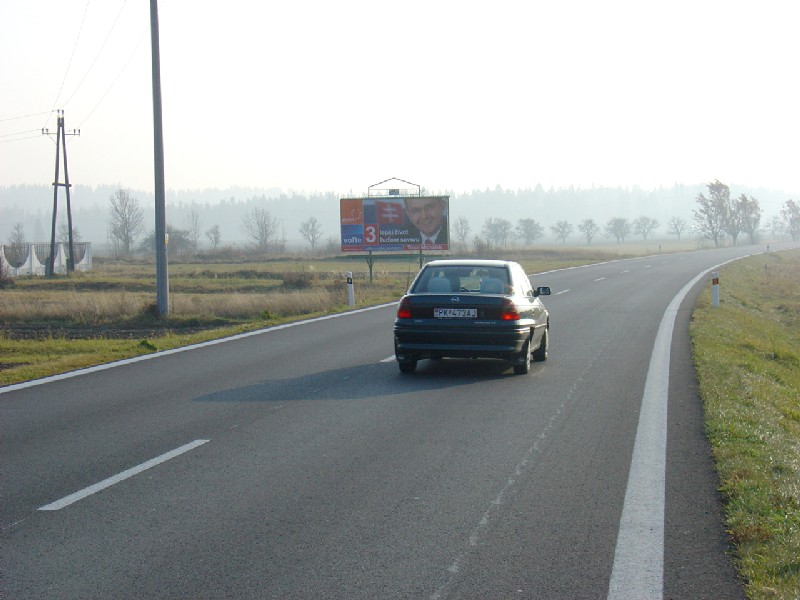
[2,243,794,599]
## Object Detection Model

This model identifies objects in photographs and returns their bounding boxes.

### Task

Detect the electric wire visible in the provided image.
[4,0,169,145]
[0,134,43,144]
[77,0,172,128]
[61,0,128,110]
[44,0,92,131]
[0,110,53,123]
[76,25,147,129]
[0,129,40,138]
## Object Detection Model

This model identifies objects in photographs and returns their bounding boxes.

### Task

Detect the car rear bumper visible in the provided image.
[394,323,530,360]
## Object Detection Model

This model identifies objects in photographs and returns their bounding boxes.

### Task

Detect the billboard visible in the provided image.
[340,196,450,253]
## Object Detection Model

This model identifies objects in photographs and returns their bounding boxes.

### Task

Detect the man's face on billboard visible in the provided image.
[405,198,445,236]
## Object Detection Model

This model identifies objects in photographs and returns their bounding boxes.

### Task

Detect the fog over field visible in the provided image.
[1,181,795,251]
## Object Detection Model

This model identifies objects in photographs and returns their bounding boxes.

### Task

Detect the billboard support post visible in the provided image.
[366,251,375,283]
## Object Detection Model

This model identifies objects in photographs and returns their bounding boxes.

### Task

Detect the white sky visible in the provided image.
[2,0,799,197]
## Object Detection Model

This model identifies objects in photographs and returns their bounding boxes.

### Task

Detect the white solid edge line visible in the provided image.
[607,255,752,600]
[1,302,398,394]
[38,439,210,511]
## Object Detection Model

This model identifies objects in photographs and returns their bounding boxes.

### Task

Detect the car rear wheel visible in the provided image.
[398,358,417,374]
[513,339,531,375]
[533,329,548,362]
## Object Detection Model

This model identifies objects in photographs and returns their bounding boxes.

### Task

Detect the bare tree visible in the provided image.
[632,216,659,241]
[6,223,27,266]
[605,218,631,243]
[205,224,222,250]
[516,218,544,245]
[767,215,784,240]
[578,219,601,245]
[453,216,471,250]
[482,217,513,248]
[58,222,81,243]
[550,221,573,245]
[9,223,25,245]
[299,217,323,253]
[108,188,144,256]
[781,199,800,241]
[242,207,281,251]
[693,180,729,247]
[0,252,9,286]
[736,194,762,245]
[186,208,201,253]
[667,217,688,240]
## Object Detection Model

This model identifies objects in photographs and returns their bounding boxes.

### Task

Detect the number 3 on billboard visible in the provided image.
[364,224,378,245]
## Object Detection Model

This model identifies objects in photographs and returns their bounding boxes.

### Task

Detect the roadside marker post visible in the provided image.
[712,271,720,307]
[346,271,355,307]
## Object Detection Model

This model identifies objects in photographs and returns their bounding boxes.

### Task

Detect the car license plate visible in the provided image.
[434,307,477,318]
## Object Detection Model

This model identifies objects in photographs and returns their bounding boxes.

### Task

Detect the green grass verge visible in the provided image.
[691,248,800,600]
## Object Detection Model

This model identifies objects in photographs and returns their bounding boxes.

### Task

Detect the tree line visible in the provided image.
[4,182,799,261]
[463,180,798,250]
[104,181,799,257]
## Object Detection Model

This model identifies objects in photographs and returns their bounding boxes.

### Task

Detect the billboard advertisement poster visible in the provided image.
[340,196,450,253]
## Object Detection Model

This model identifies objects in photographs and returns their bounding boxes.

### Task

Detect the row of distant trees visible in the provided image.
[456,214,673,250]
[689,179,800,247]
[105,188,307,257]
[107,188,222,258]
[461,180,800,249]
[84,185,800,255]
[5,183,800,260]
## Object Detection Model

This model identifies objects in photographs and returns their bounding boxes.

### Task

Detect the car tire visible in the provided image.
[533,329,548,362]
[398,359,417,374]
[513,339,531,375]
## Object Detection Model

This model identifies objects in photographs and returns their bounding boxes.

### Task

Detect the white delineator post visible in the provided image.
[712,271,720,307]
[346,271,355,307]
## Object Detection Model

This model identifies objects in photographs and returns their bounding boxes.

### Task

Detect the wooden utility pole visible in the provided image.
[42,110,79,276]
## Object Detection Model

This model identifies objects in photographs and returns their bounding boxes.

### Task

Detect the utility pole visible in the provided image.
[42,110,79,276]
[150,0,169,316]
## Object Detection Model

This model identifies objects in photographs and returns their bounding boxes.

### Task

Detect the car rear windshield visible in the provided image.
[412,265,510,294]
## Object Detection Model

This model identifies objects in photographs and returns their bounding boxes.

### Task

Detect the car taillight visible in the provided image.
[397,297,412,319]
[500,298,520,321]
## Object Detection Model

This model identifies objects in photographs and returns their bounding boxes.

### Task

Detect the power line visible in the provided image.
[0,110,53,123]
[61,0,129,110]
[0,129,41,138]
[0,134,43,144]
[77,26,147,129]
[45,0,92,130]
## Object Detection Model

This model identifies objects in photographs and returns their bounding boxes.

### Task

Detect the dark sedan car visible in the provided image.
[394,259,550,374]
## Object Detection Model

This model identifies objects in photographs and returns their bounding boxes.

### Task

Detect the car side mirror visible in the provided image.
[534,286,551,297]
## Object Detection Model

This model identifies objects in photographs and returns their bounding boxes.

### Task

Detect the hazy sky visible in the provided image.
[2,1,799,197]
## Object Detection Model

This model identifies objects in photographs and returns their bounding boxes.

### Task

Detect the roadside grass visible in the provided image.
[0,281,404,386]
[691,248,800,600]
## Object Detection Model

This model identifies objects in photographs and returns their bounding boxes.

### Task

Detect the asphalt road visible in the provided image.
[3,244,792,599]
